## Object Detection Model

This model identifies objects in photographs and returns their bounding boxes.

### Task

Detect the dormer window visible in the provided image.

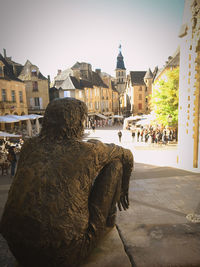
[31,69,37,77]
[0,65,4,77]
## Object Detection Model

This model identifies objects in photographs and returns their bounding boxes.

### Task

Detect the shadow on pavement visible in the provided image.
[133,162,199,180]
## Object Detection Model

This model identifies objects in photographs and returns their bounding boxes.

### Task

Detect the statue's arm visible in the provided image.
[87,139,134,210]
[118,148,133,211]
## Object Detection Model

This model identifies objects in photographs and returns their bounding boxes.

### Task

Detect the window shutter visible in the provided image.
[39,98,43,109]
[30,98,34,107]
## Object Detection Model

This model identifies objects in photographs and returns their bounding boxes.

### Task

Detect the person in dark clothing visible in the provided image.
[92,124,95,132]
[132,131,135,142]
[118,130,122,142]
[137,130,140,142]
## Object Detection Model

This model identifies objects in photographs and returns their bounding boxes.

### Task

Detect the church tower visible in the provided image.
[115,44,126,94]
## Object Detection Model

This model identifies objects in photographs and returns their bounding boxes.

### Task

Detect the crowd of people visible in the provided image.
[132,126,178,144]
[0,138,24,178]
[87,118,123,129]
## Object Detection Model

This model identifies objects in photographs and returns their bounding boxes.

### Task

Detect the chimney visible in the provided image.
[3,48,6,58]
[57,69,62,75]
[47,75,51,88]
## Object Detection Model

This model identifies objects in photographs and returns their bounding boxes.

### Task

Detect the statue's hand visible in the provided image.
[117,192,129,211]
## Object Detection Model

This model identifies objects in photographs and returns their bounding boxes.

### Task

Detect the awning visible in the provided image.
[112,115,123,119]
[0,131,22,138]
[0,116,20,123]
[95,113,108,120]
[0,114,43,123]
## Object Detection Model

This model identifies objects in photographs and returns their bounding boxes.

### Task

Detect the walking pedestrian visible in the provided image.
[137,130,140,142]
[92,124,95,132]
[118,130,122,142]
[132,131,135,142]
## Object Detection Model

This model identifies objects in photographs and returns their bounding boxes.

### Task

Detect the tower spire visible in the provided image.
[119,44,121,53]
[116,44,126,70]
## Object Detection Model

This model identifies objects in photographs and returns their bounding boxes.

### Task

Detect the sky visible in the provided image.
[0,0,185,80]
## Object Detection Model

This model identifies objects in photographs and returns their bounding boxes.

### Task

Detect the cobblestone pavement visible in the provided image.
[116,162,200,267]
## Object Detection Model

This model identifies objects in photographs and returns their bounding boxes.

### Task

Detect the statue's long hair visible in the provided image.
[40,98,88,141]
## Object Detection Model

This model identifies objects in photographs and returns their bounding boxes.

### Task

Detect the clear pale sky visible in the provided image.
[0,0,185,80]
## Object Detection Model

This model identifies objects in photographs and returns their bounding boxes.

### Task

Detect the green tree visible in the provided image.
[150,67,179,127]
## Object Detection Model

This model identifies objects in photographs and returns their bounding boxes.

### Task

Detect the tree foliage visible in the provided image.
[150,67,179,127]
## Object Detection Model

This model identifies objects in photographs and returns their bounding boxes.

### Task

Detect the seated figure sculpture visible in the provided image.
[0,98,133,267]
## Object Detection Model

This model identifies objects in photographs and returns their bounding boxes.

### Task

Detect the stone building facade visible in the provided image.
[153,48,179,84]
[18,60,49,115]
[125,69,154,115]
[101,75,119,115]
[52,63,119,118]
[178,0,200,171]
[0,53,27,117]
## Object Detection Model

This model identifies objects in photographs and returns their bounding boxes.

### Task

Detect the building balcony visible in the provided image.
[0,101,17,110]
[28,106,46,114]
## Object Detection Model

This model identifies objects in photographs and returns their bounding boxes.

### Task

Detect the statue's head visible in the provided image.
[40,98,88,140]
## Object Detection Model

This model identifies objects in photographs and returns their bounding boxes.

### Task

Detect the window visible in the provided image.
[145,98,148,103]
[31,69,37,77]
[11,90,16,102]
[79,91,82,98]
[138,103,142,110]
[34,97,40,107]
[1,89,6,101]
[139,87,142,91]
[139,94,142,100]
[33,81,38,91]
[0,66,3,76]
[95,101,99,110]
[19,91,23,103]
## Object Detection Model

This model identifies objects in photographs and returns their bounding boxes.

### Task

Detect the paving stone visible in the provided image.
[82,227,131,267]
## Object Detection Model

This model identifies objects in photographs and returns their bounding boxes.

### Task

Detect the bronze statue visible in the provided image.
[0,98,133,267]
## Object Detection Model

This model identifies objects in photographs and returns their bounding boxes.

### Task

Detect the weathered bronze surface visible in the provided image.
[0,98,133,267]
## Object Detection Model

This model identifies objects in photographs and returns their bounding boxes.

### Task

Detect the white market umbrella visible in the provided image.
[0,131,22,138]
[26,119,32,137]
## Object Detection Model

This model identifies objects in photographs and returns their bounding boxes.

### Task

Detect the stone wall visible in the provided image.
[178,0,200,171]
[0,79,27,116]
